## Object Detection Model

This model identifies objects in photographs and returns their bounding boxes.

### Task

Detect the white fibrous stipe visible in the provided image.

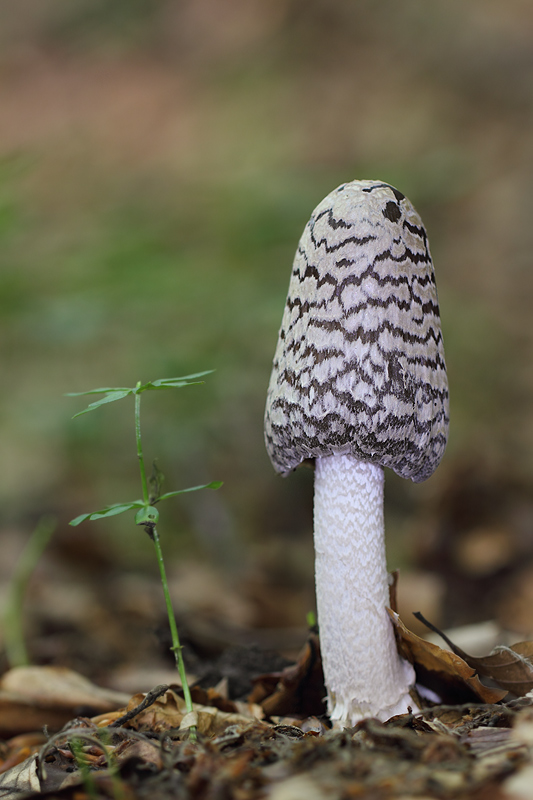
[314,455,416,724]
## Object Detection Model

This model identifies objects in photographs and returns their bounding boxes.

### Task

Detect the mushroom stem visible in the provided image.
[314,454,416,725]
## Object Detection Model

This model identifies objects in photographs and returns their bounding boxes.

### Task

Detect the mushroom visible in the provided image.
[264,180,449,725]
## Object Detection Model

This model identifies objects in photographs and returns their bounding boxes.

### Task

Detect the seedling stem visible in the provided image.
[135,384,149,506]
[67,374,222,742]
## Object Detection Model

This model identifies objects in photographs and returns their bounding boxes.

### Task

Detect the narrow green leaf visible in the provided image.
[154,371,214,384]
[158,481,223,501]
[143,381,204,392]
[138,372,215,393]
[69,512,94,527]
[69,501,145,526]
[90,502,143,519]
[72,390,132,418]
[65,387,132,396]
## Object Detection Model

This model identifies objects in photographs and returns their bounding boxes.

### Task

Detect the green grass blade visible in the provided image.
[4,516,56,667]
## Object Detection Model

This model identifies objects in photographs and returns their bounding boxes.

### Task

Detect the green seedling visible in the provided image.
[67,374,222,740]
[69,737,99,800]
[4,516,57,668]
[40,729,125,800]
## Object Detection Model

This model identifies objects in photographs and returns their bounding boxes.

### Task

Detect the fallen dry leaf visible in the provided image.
[0,666,130,710]
[0,753,40,799]
[462,642,533,697]
[389,610,507,704]
[0,733,46,775]
[117,689,184,732]
[110,688,268,738]
[414,613,533,698]
[249,634,326,718]
[0,666,130,735]
[190,684,242,713]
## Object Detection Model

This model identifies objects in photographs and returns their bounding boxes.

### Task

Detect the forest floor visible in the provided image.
[1,598,533,800]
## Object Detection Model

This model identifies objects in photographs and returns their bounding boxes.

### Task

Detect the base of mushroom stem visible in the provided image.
[327,684,420,727]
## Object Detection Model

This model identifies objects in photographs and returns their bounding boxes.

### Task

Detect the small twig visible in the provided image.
[506,694,533,709]
[109,684,170,728]
[413,611,465,655]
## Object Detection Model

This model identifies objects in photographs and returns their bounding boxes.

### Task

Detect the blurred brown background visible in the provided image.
[1,0,533,683]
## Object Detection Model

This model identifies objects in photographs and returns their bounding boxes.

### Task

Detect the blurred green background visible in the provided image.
[1,0,533,647]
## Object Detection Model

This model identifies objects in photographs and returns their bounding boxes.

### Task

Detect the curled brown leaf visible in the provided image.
[388,610,507,705]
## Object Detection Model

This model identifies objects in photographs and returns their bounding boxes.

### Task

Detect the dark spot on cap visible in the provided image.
[383,201,402,223]
[361,182,406,203]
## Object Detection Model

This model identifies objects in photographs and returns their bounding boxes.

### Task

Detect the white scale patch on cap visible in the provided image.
[264,179,449,482]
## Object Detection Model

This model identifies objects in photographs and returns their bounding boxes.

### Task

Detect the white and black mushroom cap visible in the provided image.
[264,179,449,483]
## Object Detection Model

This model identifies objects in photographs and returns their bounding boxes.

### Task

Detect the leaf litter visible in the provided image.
[412,611,533,698]
[3,614,533,798]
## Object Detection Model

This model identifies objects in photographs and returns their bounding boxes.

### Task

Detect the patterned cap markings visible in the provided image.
[264,180,449,482]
